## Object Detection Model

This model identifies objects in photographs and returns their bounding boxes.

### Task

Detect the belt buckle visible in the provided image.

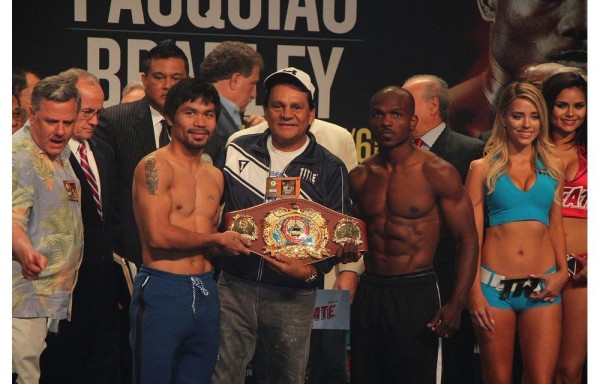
[262,201,330,261]
[499,277,541,299]
[226,198,367,265]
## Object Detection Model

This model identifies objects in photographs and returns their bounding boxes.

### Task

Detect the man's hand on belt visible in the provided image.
[261,253,317,281]
[335,239,361,264]
[217,231,252,256]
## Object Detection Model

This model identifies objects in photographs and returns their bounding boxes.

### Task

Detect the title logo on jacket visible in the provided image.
[238,160,249,173]
[299,167,318,184]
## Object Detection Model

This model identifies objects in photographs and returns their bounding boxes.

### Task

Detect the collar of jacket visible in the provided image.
[249,129,319,165]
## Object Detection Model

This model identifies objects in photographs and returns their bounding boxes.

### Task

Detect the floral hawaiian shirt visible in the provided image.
[12,122,83,324]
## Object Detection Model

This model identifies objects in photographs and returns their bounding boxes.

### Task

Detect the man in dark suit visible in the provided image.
[200,41,264,163]
[95,39,189,384]
[403,74,484,384]
[40,68,120,384]
[96,39,189,267]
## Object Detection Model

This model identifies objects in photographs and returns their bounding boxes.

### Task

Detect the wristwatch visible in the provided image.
[305,265,318,284]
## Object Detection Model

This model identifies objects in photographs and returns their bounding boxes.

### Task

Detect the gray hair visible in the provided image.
[58,67,101,88]
[404,74,450,121]
[122,81,144,97]
[30,75,81,113]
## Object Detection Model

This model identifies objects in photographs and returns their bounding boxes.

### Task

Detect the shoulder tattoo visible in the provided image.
[144,157,159,195]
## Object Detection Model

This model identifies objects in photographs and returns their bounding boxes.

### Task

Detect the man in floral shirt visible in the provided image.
[12,75,84,384]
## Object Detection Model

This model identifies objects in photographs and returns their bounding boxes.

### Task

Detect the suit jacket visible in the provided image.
[96,97,157,266]
[69,137,117,267]
[429,126,484,303]
[203,108,239,164]
[41,137,122,383]
[430,126,484,183]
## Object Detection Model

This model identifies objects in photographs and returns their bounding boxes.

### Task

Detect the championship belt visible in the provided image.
[224,198,368,265]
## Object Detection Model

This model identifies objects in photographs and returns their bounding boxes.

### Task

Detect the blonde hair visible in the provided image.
[483,82,563,200]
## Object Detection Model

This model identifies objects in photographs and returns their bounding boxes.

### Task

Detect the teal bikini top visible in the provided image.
[485,158,557,227]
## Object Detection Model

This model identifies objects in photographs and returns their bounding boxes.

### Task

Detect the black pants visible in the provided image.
[40,261,121,384]
[351,271,442,384]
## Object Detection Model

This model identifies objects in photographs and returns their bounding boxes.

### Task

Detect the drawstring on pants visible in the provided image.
[191,277,209,315]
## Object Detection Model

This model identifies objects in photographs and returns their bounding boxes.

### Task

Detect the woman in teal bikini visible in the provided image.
[465,81,568,383]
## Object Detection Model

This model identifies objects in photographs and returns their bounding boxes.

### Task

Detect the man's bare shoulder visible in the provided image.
[359,153,383,168]
[349,163,367,186]
[422,150,456,174]
[137,148,173,173]
[203,160,224,182]
[422,152,463,193]
[203,159,221,172]
[134,149,175,192]
[349,155,380,182]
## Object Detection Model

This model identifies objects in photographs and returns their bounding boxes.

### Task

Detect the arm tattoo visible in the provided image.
[144,157,159,195]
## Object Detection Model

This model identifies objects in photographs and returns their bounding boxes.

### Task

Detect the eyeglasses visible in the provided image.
[79,108,106,120]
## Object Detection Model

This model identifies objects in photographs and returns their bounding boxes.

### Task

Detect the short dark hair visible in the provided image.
[164,78,221,122]
[142,39,189,76]
[13,69,28,96]
[12,89,21,106]
[30,75,81,113]
[542,71,587,149]
[13,68,42,93]
[370,86,414,114]
[200,41,264,83]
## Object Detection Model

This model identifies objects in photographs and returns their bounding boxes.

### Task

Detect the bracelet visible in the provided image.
[305,265,318,283]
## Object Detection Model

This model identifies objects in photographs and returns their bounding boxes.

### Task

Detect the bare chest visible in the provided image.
[169,169,221,219]
[359,169,436,221]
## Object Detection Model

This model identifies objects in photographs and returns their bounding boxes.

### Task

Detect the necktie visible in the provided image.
[159,119,170,148]
[413,138,424,148]
[78,141,103,219]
